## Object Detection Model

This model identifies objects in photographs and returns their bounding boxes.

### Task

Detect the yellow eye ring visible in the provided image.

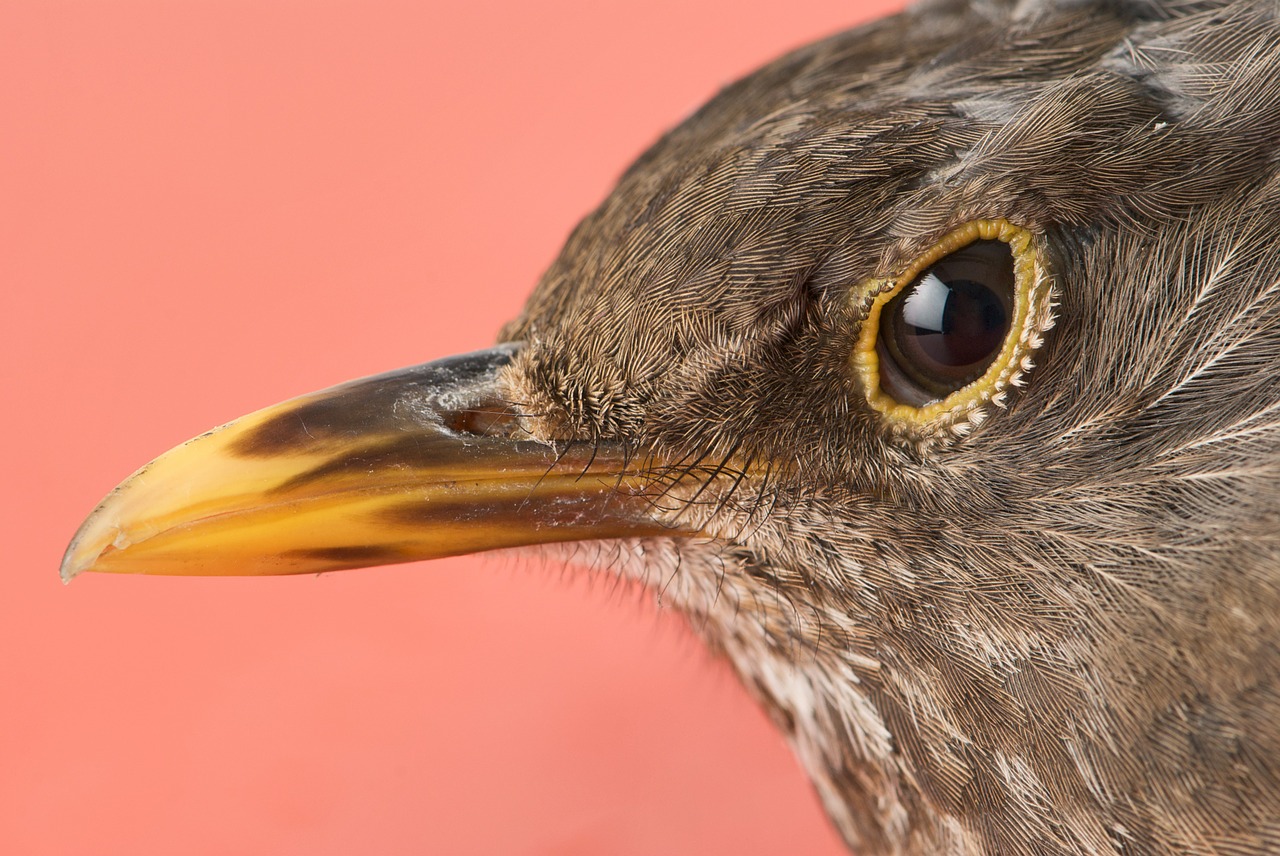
[851,219,1053,433]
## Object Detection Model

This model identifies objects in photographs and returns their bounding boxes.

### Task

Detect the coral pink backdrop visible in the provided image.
[3,2,904,853]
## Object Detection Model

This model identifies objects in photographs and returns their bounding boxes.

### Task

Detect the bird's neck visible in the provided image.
[544,536,962,854]
[698,571,965,854]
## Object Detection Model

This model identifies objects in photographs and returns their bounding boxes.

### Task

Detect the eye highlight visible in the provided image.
[853,220,1052,431]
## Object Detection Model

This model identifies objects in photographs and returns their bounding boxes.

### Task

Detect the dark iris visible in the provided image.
[877,240,1015,405]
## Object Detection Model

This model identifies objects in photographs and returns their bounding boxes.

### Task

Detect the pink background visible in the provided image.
[3,1,903,853]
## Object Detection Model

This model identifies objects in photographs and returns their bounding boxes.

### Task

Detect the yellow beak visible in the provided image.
[61,346,686,581]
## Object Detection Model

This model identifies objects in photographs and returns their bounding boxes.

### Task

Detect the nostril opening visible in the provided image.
[443,404,524,438]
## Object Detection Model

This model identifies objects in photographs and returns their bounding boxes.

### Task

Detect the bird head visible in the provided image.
[63,0,1280,852]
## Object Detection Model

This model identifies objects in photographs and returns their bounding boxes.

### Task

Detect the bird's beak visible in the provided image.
[61,345,683,582]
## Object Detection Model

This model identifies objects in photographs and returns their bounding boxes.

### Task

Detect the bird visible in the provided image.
[61,0,1280,852]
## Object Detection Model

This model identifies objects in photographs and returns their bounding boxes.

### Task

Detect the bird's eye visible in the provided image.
[852,219,1052,432]
[878,241,1014,404]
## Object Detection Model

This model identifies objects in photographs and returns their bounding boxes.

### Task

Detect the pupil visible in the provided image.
[936,278,1006,366]
[899,272,1008,370]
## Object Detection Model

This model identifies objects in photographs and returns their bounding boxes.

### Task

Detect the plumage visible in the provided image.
[497,4,1280,847]
[65,0,1280,852]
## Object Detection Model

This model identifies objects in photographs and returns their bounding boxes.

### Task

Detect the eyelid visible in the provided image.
[850,219,1054,436]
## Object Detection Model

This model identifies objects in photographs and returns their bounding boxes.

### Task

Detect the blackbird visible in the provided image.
[63,0,1280,852]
